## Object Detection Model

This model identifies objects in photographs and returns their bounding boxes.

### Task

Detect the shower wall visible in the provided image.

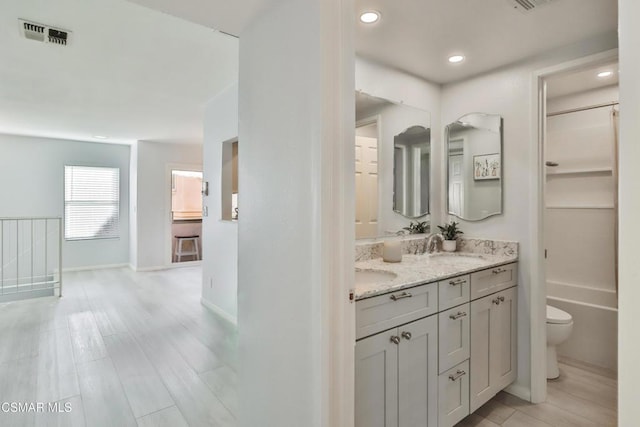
[545,85,618,371]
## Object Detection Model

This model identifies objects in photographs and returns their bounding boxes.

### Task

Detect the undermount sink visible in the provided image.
[426,252,487,267]
[355,269,397,286]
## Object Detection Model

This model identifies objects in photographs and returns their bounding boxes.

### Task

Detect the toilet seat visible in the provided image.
[546,305,572,324]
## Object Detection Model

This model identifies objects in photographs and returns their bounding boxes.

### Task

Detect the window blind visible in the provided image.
[64,166,120,240]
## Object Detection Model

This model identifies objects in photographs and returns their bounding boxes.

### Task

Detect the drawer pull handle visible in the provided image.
[390,335,401,345]
[492,268,506,275]
[449,370,466,381]
[390,291,412,301]
[401,331,412,340]
[449,311,467,320]
[449,279,466,286]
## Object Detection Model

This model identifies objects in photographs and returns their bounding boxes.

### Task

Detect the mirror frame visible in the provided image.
[445,113,503,222]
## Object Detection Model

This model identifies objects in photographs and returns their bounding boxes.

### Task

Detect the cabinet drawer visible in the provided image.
[438,303,470,373]
[470,263,517,300]
[356,283,438,340]
[438,275,470,311]
[438,360,470,427]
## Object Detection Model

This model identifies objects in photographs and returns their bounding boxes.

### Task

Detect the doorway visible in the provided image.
[170,169,203,263]
[532,49,619,403]
[543,62,619,369]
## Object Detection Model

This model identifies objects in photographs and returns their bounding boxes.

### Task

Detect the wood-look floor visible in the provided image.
[456,359,617,427]
[0,267,617,427]
[0,267,237,427]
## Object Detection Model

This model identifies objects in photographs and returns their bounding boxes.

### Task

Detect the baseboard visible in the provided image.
[200,298,237,327]
[132,265,168,272]
[131,261,202,272]
[504,383,532,402]
[62,263,129,272]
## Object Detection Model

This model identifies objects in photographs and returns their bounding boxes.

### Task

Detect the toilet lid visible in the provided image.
[547,305,572,324]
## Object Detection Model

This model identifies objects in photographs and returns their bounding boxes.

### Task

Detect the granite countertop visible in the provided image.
[355,252,518,300]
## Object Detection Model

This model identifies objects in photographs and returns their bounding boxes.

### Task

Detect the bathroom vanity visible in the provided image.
[355,247,518,427]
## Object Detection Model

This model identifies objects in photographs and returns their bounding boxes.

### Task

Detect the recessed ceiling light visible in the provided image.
[448,55,465,64]
[597,71,613,78]
[360,11,380,24]
[93,135,108,139]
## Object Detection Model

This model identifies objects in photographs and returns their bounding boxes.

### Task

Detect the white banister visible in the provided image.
[0,217,62,301]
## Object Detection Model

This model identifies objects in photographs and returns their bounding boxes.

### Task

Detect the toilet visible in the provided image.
[546,305,573,379]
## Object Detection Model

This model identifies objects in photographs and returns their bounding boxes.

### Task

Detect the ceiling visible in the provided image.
[1,0,618,145]
[0,0,238,145]
[354,0,618,84]
[128,0,618,85]
[547,61,619,98]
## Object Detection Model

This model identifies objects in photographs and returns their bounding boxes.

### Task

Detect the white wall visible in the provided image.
[0,133,130,269]
[440,33,618,399]
[202,83,239,322]
[355,58,444,228]
[237,0,354,425]
[617,0,640,422]
[134,141,202,270]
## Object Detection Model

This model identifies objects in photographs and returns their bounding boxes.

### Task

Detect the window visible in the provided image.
[64,166,120,240]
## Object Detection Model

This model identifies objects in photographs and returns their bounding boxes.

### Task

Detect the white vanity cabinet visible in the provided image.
[355,262,518,427]
[355,315,438,427]
[469,286,518,412]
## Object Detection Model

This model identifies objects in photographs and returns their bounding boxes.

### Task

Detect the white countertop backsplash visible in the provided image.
[354,236,518,300]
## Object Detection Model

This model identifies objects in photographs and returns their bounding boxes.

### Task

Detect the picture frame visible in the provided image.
[473,153,501,181]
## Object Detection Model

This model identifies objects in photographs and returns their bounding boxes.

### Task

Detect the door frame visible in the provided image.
[529,48,618,403]
[164,162,204,267]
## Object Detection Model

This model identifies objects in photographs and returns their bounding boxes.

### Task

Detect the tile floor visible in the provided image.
[0,267,618,426]
[456,360,617,427]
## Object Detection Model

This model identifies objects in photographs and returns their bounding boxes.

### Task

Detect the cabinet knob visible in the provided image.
[390,335,401,345]
[448,370,467,381]
[492,298,501,305]
[499,296,505,302]
[390,291,412,301]
[449,311,467,320]
[401,331,412,340]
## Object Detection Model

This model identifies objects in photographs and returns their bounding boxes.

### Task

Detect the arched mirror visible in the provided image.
[355,92,431,239]
[393,125,430,218]
[446,113,503,221]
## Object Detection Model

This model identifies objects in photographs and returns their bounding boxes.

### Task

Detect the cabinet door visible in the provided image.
[398,316,438,427]
[355,329,399,427]
[491,287,517,390]
[438,303,470,373]
[469,295,494,413]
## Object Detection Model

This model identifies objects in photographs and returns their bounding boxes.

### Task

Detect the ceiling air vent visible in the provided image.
[506,0,558,13]
[19,19,71,46]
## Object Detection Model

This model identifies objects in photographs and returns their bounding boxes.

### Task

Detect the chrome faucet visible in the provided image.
[424,233,444,254]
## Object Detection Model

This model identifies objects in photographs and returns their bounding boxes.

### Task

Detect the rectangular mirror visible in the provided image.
[446,113,503,221]
[355,92,431,239]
